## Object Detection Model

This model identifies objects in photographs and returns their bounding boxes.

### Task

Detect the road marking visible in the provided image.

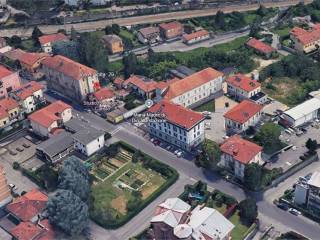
[110,127,121,136]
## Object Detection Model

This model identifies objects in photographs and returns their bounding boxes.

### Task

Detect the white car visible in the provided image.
[174,150,180,155]
[9,183,17,191]
[176,151,183,158]
[288,208,301,216]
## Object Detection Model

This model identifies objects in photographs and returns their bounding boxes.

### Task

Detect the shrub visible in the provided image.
[12,162,20,170]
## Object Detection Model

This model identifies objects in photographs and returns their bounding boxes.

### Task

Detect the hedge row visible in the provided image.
[90,141,179,229]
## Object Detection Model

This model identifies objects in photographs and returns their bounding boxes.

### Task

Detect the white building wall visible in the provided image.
[227,84,261,101]
[225,111,262,135]
[30,120,58,137]
[74,135,105,157]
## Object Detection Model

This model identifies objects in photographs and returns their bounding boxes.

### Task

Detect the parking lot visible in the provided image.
[265,123,320,171]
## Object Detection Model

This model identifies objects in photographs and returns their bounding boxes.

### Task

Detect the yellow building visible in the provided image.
[101,35,124,54]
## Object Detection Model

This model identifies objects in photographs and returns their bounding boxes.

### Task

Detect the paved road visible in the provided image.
[0,0,312,38]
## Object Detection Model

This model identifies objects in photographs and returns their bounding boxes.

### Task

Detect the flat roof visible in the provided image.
[72,126,104,145]
[308,171,320,188]
[283,98,320,121]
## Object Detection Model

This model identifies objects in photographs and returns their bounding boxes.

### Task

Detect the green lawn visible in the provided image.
[20,39,40,52]
[119,29,135,41]
[194,100,215,112]
[230,211,250,240]
[272,26,292,37]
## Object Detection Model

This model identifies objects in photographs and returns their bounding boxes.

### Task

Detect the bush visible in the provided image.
[12,162,20,170]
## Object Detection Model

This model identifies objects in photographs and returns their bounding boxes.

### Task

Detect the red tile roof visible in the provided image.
[6,189,48,222]
[113,77,124,85]
[28,100,71,128]
[159,21,182,31]
[183,30,209,41]
[93,87,115,101]
[3,49,26,61]
[124,75,157,93]
[156,78,180,91]
[13,81,44,100]
[0,97,19,111]
[41,55,97,81]
[220,135,262,164]
[0,108,8,119]
[19,52,49,66]
[163,67,223,100]
[147,100,205,129]
[38,220,55,240]
[39,33,69,45]
[290,26,320,45]
[10,220,54,240]
[0,65,13,79]
[224,100,263,124]
[246,38,275,54]
[226,74,260,92]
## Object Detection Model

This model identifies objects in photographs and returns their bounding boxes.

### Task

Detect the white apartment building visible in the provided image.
[159,67,224,108]
[224,99,263,135]
[219,135,263,179]
[147,100,205,151]
[226,74,261,101]
[41,55,100,102]
[10,81,44,114]
[72,126,105,157]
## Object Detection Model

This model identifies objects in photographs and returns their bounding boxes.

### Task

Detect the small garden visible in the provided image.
[194,99,215,112]
[89,142,179,229]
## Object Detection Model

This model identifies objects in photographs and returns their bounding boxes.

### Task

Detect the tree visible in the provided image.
[52,41,81,62]
[47,190,89,236]
[256,5,268,17]
[123,52,138,78]
[244,163,262,191]
[249,16,262,38]
[58,157,90,202]
[105,25,114,35]
[132,150,142,163]
[9,35,22,48]
[238,198,258,224]
[111,24,121,35]
[31,26,43,42]
[127,190,142,212]
[254,123,281,149]
[195,139,221,171]
[306,138,318,153]
[215,10,226,30]
[70,26,78,41]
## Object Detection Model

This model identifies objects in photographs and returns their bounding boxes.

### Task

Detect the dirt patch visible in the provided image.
[215,95,238,110]
[111,195,128,214]
[141,183,158,200]
[109,158,125,168]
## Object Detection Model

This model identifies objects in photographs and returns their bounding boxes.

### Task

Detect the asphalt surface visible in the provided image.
[0,0,312,38]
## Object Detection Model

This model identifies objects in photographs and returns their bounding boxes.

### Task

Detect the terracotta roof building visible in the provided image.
[0,97,20,123]
[41,55,100,101]
[124,75,158,99]
[0,64,22,99]
[147,100,205,150]
[246,38,276,57]
[28,100,72,137]
[90,87,115,104]
[10,220,55,240]
[159,21,183,40]
[160,67,224,108]
[39,33,69,53]
[6,189,48,222]
[0,164,12,207]
[224,99,263,135]
[290,24,320,53]
[226,74,261,101]
[182,30,210,44]
[137,26,160,43]
[220,135,263,179]
[101,35,124,54]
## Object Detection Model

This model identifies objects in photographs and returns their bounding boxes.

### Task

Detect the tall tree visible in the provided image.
[123,52,138,78]
[244,163,262,191]
[238,198,258,224]
[111,24,121,35]
[215,10,226,30]
[249,16,262,38]
[52,41,81,62]
[47,190,89,236]
[195,139,221,171]
[32,26,43,42]
[254,123,281,149]
[306,138,318,153]
[58,157,90,202]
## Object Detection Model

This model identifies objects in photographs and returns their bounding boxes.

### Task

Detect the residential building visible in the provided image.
[182,30,210,45]
[151,198,234,240]
[224,99,263,135]
[28,100,72,137]
[101,35,124,54]
[39,33,69,54]
[89,87,115,106]
[6,189,48,223]
[219,135,263,179]
[72,126,105,156]
[246,38,276,58]
[158,67,224,108]
[10,219,54,240]
[10,81,44,114]
[113,77,124,89]
[226,74,261,101]
[290,24,320,53]
[294,171,320,213]
[36,131,74,164]
[0,97,20,128]
[280,98,320,128]
[41,55,100,102]
[64,0,111,6]
[137,26,160,43]
[0,64,21,99]
[0,164,12,207]
[124,75,158,99]
[147,100,205,151]
[159,21,183,40]
[17,51,49,75]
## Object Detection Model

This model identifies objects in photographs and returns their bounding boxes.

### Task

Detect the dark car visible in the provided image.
[277,203,289,211]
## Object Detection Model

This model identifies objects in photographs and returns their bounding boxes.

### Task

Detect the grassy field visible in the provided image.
[230,211,250,240]
[194,100,215,112]
[272,26,292,37]
[262,77,300,106]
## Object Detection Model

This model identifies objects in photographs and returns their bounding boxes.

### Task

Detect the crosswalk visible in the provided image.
[110,127,121,136]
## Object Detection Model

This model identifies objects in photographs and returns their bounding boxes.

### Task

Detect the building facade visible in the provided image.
[101,35,124,54]
[147,100,205,151]
[159,21,183,40]
[290,25,320,53]
[182,30,210,45]
[39,33,69,54]
[137,27,160,44]
[0,65,21,100]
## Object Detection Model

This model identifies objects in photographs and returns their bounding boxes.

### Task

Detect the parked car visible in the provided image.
[277,203,289,211]
[176,151,183,157]
[288,208,301,216]
[9,183,17,191]
[153,139,161,146]
[174,150,180,155]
